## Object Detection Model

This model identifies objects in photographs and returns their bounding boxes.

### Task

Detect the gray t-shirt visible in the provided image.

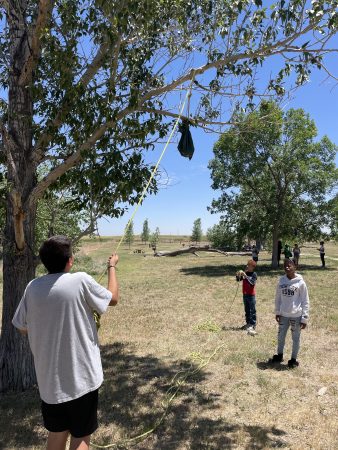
[12,272,112,404]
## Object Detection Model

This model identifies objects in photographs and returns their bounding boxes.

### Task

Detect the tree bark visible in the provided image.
[0,0,38,392]
[0,222,37,391]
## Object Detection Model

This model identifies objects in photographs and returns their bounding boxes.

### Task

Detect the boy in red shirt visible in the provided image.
[236,259,258,335]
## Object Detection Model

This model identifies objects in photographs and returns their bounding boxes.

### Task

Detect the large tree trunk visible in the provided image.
[0,216,37,391]
[0,1,38,392]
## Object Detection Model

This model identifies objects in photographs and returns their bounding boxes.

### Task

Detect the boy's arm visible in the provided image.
[107,267,119,306]
[274,280,282,317]
[300,282,310,325]
[107,253,119,306]
[12,291,29,333]
[245,272,257,286]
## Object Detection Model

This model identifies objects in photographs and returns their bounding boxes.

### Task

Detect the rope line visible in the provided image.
[91,340,226,449]
[97,78,194,284]
[91,77,245,448]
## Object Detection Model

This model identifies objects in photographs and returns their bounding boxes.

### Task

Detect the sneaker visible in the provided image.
[268,354,284,363]
[247,326,257,336]
[288,358,299,368]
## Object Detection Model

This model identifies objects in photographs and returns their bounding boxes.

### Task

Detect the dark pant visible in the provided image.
[243,294,256,327]
[41,389,99,438]
[320,253,325,267]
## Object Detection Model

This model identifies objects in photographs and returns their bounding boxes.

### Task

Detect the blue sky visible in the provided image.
[98,66,338,237]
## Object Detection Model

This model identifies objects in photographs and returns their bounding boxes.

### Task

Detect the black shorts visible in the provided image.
[41,389,99,438]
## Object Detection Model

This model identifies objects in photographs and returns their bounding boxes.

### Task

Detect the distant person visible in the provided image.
[282,243,292,259]
[277,240,282,266]
[12,236,119,450]
[236,259,258,336]
[318,241,325,267]
[251,245,259,262]
[269,259,309,368]
[293,244,300,269]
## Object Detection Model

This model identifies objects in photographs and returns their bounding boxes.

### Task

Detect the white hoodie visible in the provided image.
[275,273,309,324]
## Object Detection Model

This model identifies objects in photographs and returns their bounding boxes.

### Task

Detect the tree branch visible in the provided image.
[73,222,97,244]
[0,120,20,187]
[140,107,233,127]
[19,0,55,86]
[33,36,119,163]
[29,106,134,206]
[140,18,324,102]
[79,41,111,87]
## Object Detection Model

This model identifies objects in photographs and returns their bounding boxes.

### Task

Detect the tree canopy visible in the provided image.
[208,101,338,266]
[1,0,338,249]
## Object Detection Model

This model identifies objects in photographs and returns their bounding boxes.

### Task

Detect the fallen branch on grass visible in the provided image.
[154,245,251,257]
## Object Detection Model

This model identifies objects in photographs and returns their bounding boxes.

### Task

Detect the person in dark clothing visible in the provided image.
[293,243,300,269]
[282,243,293,259]
[251,245,259,262]
[318,241,325,267]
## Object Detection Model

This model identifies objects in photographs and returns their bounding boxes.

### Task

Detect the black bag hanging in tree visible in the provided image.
[177,119,195,160]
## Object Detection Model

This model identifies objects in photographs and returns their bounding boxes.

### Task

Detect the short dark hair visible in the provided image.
[39,235,72,273]
[283,258,295,266]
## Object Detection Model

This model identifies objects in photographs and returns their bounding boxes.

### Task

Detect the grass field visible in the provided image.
[0,238,338,449]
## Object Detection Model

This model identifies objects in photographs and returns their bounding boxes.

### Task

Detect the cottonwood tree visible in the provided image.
[208,101,338,267]
[206,221,238,249]
[150,227,160,248]
[124,219,134,248]
[191,218,202,243]
[325,193,338,239]
[1,0,338,391]
[140,218,150,244]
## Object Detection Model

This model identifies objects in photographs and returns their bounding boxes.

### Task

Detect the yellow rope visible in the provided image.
[114,98,190,253]
[91,79,216,448]
[91,340,225,449]
[97,79,194,284]
[94,81,195,327]
[91,285,239,447]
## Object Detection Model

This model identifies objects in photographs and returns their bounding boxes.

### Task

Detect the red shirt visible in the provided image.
[242,271,257,295]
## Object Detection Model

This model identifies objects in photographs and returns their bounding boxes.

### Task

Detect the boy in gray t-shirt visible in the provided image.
[12,235,119,450]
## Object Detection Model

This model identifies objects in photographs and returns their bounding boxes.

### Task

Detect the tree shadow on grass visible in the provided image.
[0,386,44,449]
[179,263,335,279]
[94,342,288,449]
[0,341,288,449]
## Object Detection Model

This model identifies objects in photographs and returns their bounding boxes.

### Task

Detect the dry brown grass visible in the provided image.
[0,238,338,449]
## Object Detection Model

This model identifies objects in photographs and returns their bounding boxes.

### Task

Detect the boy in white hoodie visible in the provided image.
[269,259,309,368]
